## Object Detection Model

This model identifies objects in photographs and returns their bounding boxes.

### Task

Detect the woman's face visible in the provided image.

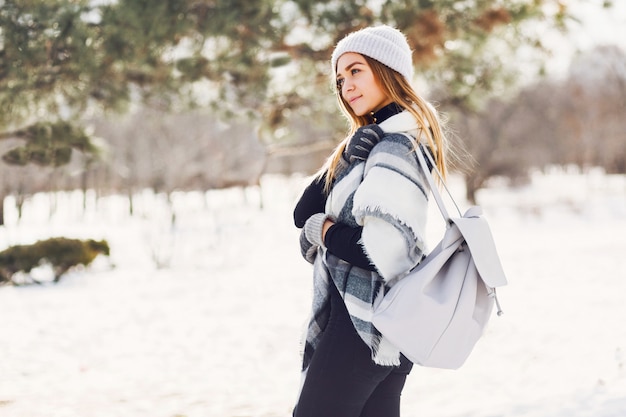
[336,52,392,116]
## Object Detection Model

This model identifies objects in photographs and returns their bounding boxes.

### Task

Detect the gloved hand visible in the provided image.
[343,124,385,163]
[299,229,318,264]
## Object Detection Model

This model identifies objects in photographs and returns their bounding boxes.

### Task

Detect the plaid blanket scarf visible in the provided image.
[301,111,432,377]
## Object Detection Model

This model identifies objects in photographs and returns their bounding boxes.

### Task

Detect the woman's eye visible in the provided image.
[336,78,344,89]
[351,68,360,75]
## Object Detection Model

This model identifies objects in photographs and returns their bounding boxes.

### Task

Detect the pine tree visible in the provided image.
[1,0,613,222]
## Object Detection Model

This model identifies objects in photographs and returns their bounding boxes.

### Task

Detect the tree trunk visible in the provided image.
[465,181,477,205]
[127,188,134,216]
[81,165,89,212]
[16,194,25,221]
[464,175,484,205]
[0,194,4,226]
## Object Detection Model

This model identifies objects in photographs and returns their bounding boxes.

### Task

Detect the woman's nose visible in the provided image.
[343,78,355,94]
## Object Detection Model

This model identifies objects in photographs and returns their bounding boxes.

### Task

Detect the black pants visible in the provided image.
[294,282,413,417]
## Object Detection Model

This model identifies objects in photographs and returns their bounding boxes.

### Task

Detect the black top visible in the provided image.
[293,103,404,271]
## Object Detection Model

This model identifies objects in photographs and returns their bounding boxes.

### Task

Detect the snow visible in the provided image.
[0,170,625,417]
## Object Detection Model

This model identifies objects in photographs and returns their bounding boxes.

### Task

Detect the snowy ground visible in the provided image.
[0,169,625,417]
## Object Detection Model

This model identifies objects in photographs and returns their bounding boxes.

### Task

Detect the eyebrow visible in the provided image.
[336,60,366,78]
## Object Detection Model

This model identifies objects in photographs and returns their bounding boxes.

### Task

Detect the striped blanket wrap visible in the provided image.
[301,111,432,378]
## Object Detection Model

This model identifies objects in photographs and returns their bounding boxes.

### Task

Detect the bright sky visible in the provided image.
[544,0,626,75]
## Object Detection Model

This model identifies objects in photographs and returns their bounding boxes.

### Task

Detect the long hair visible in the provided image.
[322,55,448,192]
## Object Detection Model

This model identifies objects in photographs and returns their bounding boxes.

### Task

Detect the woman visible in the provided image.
[293,25,448,417]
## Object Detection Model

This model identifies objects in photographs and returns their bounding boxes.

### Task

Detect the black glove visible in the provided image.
[343,124,384,163]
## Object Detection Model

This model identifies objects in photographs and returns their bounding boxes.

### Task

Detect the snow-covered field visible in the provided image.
[0,169,625,417]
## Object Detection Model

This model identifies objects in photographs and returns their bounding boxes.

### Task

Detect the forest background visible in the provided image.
[0,0,624,223]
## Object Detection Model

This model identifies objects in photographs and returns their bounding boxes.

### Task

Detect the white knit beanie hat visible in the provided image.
[331,25,414,81]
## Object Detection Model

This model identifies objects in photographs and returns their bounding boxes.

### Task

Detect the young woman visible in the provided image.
[292,25,449,417]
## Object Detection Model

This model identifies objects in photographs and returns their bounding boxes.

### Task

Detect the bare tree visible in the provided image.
[453,98,532,204]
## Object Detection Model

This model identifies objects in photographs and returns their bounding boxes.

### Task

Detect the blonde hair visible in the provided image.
[322,55,448,192]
